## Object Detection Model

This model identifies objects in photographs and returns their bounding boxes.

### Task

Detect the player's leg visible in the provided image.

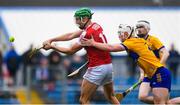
[103,82,119,104]
[79,79,98,104]
[80,65,107,104]
[102,63,119,104]
[151,67,171,104]
[138,79,154,104]
[168,97,180,104]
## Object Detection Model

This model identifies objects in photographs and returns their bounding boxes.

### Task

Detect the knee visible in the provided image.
[153,95,165,104]
[138,94,147,101]
[153,97,162,104]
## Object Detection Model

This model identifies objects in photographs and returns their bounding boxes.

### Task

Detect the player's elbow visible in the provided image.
[138,94,147,102]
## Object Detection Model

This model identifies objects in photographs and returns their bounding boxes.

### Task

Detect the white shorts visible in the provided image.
[83,63,113,86]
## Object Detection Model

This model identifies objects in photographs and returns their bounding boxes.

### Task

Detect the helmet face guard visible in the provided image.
[135,20,150,38]
[118,24,134,37]
[118,24,134,41]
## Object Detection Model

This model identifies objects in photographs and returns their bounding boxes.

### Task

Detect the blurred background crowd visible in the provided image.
[0,43,179,104]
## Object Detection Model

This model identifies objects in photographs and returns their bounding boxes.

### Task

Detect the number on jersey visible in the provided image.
[99,33,106,43]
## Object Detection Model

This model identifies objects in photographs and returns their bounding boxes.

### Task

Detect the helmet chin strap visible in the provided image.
[127,28,134,39]
[79,17,90,29]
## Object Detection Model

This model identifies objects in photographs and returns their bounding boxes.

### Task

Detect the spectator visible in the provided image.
[70,54,85,79]
[48,50,62,65]
[31,48,44,66]
[4,46,20,85]
[21,44,33,85]
[36,57,49,87]
[168,43,180,84]
[71,55,84,71]
[48,51,62,82]
[63,58,71,76]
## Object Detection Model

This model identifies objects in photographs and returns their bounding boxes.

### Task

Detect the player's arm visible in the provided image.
[81,38,125,52]
[92,42,125,52]
[159,47,169,65]
[43,30,83,48]
[50,30,83,42]
[51,43,83,55]
[152,37,169,65]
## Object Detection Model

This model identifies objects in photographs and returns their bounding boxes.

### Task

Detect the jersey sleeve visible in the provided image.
[88,23,102,39]
[152,37,164,50]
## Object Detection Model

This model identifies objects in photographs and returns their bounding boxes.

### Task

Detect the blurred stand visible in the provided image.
[0,48,179,104]
[126,56,138,84]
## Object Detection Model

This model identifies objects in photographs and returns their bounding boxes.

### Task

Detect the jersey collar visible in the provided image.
[84,22,94,31]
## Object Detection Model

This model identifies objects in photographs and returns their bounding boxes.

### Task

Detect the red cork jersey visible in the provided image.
[79,22,112,67]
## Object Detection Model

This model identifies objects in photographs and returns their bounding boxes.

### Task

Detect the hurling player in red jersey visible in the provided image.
[43,8,119,104]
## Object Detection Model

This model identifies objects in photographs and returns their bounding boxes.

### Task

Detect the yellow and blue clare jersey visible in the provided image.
[144,35,166,77]
[122,37,163,78]
[145,35,164,61]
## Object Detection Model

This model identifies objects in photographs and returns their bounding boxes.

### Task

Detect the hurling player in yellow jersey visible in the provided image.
[80,24,171,104]
[135,20,170,104]
[136,20,180,104]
